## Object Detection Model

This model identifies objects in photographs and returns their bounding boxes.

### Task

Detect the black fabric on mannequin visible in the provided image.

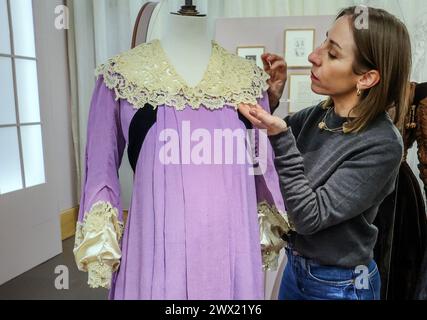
[128,104,158,173]
[416,248,427,299]
[374,162,427,300]
[374,82,427,300]
[414,82,427,107]
[414,82,427,300]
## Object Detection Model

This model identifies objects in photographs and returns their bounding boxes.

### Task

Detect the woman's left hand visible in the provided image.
[238,104,288,136]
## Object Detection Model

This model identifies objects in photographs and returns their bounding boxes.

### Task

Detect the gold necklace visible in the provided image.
[318,107,348,133]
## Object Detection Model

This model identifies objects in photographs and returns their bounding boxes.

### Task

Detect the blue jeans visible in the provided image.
[278,248,381,300]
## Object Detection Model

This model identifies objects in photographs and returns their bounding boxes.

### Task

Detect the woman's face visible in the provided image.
[308,16,361,98]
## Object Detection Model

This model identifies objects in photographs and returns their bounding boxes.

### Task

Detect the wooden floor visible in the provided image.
[0,237,108,300]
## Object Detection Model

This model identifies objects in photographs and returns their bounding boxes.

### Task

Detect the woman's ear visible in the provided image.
[358,70,381,90]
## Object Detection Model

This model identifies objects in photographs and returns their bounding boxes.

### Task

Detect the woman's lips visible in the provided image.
[311,71,319,81]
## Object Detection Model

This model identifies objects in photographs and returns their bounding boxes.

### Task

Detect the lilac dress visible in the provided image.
[73,40,289,300]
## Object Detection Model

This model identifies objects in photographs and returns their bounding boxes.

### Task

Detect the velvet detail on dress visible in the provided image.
[128,103,158,173]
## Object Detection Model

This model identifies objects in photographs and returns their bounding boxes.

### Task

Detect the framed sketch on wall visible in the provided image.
[284,29,315,68]
[237,46,265,69]
[288,73,326,114]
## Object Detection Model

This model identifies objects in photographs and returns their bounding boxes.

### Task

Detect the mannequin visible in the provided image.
[160,6,213,87]
[74,0,287,299]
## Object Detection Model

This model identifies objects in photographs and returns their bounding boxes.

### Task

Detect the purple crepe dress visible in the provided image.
[73,40,286,300]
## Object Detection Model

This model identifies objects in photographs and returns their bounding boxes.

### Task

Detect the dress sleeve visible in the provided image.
[254,92,294,271]
[73,76,126,289]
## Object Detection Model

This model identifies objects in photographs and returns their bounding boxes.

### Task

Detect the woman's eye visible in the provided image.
[328,52,337,59]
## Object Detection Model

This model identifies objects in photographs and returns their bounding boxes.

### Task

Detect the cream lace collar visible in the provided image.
[95,39,270,111]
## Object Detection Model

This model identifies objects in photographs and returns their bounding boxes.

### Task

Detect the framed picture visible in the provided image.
[288,73,326,114]
[236,46,265,69]
[284,29,315,68]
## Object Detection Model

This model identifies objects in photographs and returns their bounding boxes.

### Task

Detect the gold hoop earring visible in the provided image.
[357,88,362,96]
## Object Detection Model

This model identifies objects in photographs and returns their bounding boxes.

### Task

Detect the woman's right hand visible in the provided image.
[262,53,287,114]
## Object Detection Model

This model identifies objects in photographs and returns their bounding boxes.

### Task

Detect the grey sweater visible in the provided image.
[269,104,403,268]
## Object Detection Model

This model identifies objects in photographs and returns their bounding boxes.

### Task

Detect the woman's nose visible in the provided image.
[308,47,321,66]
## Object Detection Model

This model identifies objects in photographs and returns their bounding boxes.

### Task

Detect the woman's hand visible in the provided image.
[262,53,287,114]
[238,104,288,137]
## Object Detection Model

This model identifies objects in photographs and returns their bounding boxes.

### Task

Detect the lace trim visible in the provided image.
[95,39,270,111]
[74,201,124,250]
[87,261,113,289]
[258,201,294,271]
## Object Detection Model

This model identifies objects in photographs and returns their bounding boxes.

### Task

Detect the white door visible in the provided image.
[0,0,62,285]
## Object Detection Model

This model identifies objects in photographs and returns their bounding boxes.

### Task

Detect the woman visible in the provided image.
[240,6,412,300]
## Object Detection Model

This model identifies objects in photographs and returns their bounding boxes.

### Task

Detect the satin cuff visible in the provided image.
[258,201,294,271]
[73,201,124,289]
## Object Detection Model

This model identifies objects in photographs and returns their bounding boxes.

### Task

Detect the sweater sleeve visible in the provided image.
[269,128,403,235]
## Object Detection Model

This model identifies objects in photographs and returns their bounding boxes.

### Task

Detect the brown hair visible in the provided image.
[323,6,412,133]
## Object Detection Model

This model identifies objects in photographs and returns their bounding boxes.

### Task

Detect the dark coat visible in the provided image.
[374,161,427,300]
